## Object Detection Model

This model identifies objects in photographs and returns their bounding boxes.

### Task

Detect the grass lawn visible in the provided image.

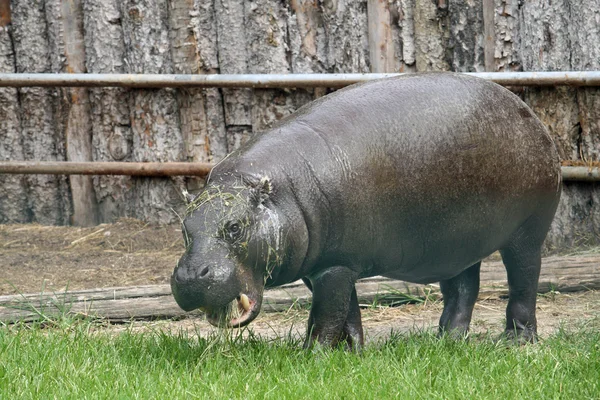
[1,317,598,399]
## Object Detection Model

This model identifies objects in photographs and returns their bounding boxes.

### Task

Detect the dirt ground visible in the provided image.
[0,219,182,295]
[1,220,599,341]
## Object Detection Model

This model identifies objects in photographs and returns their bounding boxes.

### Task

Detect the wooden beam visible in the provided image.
[368,0,396,73]
[482,0,496,71]
[1,255,599,323]
[59,0,98,226]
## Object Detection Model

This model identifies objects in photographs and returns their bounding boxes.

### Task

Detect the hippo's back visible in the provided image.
[231,73,562,282]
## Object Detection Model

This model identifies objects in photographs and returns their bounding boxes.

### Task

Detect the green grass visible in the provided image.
[1,320,599,399]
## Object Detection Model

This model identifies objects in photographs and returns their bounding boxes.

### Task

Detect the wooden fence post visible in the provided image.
[57,0,98,226]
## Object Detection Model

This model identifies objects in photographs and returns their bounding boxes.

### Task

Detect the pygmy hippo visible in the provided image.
[171,73,561,349]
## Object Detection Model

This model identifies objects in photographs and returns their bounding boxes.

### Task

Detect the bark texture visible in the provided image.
[493,0,520,71]
[449,0,484,72]
[413,0,450,71]
[0,0,599,252]
[518,0,600,250]
[168,0,223,193]
[121,0,185,223]
[0,0,27,223]
[46,0,98,226]
[11,0,70,225]
[84,0,134,223]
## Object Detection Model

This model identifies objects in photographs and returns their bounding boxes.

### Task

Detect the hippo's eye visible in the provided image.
[226,222,242,240]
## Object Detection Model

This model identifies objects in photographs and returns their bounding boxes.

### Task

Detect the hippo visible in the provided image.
[171,73,561,349]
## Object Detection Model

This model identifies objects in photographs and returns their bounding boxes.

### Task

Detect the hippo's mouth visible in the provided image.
[205,292,262,328]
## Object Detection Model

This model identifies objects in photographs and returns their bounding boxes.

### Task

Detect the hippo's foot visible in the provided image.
[438,262,481,340]
[302,268,364,351]
[500,321,538,344]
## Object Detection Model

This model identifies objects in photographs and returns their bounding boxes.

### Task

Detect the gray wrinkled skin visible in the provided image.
[171,73,561,349]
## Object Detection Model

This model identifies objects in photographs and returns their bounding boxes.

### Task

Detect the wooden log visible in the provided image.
[83,0,134,223]
[1,254,599,323]
[169,0,227,170]
[397,0,417,72]
[11,0,70,225]
[482,0,495,72]
[215,0,253,152]
[0,0,28,223]
[120,0,186,225]
[47,0,99,226]
[493,0,520,72]
[413,0,450,71]
[288,0,324,74]
[518,0,600,252]
[245,0,296,135]
[448,0,484,72]
[320,0,370,72]
[368,0,396,73]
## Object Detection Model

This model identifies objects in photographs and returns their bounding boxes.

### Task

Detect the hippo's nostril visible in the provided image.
[199,266,210,277]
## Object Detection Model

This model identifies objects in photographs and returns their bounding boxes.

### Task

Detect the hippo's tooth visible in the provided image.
[239,294,250,312]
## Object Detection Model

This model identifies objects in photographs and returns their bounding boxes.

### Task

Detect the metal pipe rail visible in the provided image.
[0,162,213,177]
[1,71,600,88]
[0,162,597,182]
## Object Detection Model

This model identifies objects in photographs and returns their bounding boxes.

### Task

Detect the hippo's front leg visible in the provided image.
[303,267,363,350]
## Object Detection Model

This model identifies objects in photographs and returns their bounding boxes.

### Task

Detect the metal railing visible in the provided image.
[0,71,598,182]
[0,161,596,182]
[0,71,600,88]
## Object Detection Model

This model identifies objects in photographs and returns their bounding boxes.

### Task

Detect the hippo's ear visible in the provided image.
[249,176,272,206]
[182,189,196,205]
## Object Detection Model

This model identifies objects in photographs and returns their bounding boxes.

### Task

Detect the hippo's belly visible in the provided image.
[350,181,541,284]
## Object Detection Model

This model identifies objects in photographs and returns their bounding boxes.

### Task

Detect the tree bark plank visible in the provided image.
[518,0,600,251]
[167,0,221,195]
[563,1,600,250]
[215,0,252,152]
[448,0,484,72]
[2,255,598,322]
[0,0,27,223]
[244,1,299,135]
[395,0,417,72]
[120,0,185,224]
[169,0,227,165]
[367,0,395,73]
[288,0,326,74]
[493,0,520,72]
[320,0,370,72]
[569,1,600,164]
[11,0,70,225]
[413,0,450,71]
[83,0,133,223]
[482,0,495,71]
[45,0,98,226]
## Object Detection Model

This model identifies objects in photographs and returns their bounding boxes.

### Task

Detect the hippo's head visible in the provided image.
[171,175,287,328]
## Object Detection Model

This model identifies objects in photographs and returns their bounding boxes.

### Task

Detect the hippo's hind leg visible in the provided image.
[499,214,551,343]
[438,262,481,338]
[302,267,364,350]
